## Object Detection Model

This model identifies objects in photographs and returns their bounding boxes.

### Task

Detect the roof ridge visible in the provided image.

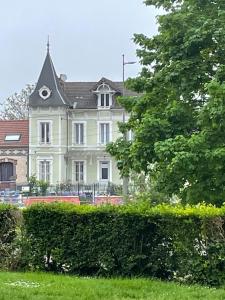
[64,80,123,83]
[0,119,29,122]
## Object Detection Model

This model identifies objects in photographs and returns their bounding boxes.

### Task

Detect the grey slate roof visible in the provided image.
[62,78,138,109]
[29,51,71,107]
[29,52,138,109]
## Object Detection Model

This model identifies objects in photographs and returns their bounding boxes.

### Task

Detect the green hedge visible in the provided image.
[23,203,225,286]
[0,204,19,267]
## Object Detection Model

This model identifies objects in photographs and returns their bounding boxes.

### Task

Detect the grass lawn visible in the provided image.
[0,272,224,300]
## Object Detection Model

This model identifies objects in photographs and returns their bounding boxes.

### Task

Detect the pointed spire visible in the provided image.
[47,35,50,53]
[29,46,71,107]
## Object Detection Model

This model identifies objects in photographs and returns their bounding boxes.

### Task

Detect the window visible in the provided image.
[100,93,110,107]
[127,130,134,141]
[0,162,14,181]
[5,134,21,141]
[39,85,51,100]
[99,123,110,144]
[94,83,114,108]
[100,161,110,181]
[75,161,84,182]
[74,123,84,144]
[39,161,50,182]
[40,122,50,144]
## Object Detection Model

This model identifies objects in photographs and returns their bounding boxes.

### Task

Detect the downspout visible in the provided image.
[27,107,30,185]
[66,107,69,182]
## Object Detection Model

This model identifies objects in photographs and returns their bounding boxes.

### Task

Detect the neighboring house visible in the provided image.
[0,120,29,190]
[29,49,136,186]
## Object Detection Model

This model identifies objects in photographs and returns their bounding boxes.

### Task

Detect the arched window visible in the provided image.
[98,84,110,106]
[0,162,14,181]
[94,83,115,108]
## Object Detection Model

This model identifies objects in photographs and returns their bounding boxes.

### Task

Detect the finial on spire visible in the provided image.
[47,35,50,53]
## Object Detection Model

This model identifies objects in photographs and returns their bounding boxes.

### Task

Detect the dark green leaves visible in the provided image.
[108,0,225,205]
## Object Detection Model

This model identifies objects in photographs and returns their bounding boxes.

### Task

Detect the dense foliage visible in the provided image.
[22,202,225,286]
[107,0,225,205]
[0,205,19,268]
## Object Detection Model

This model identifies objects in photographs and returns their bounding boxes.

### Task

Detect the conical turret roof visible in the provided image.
[29,50,71,107]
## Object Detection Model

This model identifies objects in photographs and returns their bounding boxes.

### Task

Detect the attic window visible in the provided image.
[41,90,48,97]
[94,83,114,108]
[101,94,110,107]
[39,85,51,100]
[5,134,21,141]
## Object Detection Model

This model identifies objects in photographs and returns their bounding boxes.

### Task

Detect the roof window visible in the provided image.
[5,134,21,141]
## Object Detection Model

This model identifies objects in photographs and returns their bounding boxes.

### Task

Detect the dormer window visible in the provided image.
[93,83,115,109]
[101,93,110,107]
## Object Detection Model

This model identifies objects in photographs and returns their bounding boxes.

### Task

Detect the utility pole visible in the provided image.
[122,54,136,196]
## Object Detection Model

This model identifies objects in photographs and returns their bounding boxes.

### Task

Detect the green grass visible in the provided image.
[0,272,224,300]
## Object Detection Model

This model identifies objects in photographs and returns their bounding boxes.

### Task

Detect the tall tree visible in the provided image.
[154,81,225,206]
[107,0,225,204]
[0,84,35,120]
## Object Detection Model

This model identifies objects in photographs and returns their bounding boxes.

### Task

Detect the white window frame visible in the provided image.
[100,93,110,107]
[72,121,86,146]
[93,83,115,109]
[5,134,21,141]
[97,121,112,145]
[36,157,53,183]
[127,130,134,141]
[97,160,112,182]
[37,120,52,145]
[72,160,86,183]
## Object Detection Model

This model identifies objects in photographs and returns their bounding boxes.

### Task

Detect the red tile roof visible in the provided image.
[0,120,28,147]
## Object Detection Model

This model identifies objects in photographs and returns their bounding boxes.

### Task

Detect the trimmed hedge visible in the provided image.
[0,204,19,267]
[23,203,225,286]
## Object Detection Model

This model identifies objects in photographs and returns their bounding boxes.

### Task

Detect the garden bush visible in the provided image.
[22,202,225,286]
[0,204,20,268]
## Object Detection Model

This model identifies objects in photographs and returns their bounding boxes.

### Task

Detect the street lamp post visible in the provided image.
[122,54,136,196]
[122,54,136,97]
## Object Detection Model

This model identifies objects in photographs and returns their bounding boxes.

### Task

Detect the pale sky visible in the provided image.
[0,0,159,102]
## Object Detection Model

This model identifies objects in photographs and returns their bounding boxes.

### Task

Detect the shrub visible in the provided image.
[0,204,20,269]
[22,202,225,286]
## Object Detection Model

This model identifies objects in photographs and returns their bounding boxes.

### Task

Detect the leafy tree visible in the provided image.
[38,180,49,196]
[28,175,49,196]
[107,0,225,205]
[28,175,39,195]
[0,84,35,120]
[154,81,225,206]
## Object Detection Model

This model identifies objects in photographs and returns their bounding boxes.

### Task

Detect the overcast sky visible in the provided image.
[0,0,159,102]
